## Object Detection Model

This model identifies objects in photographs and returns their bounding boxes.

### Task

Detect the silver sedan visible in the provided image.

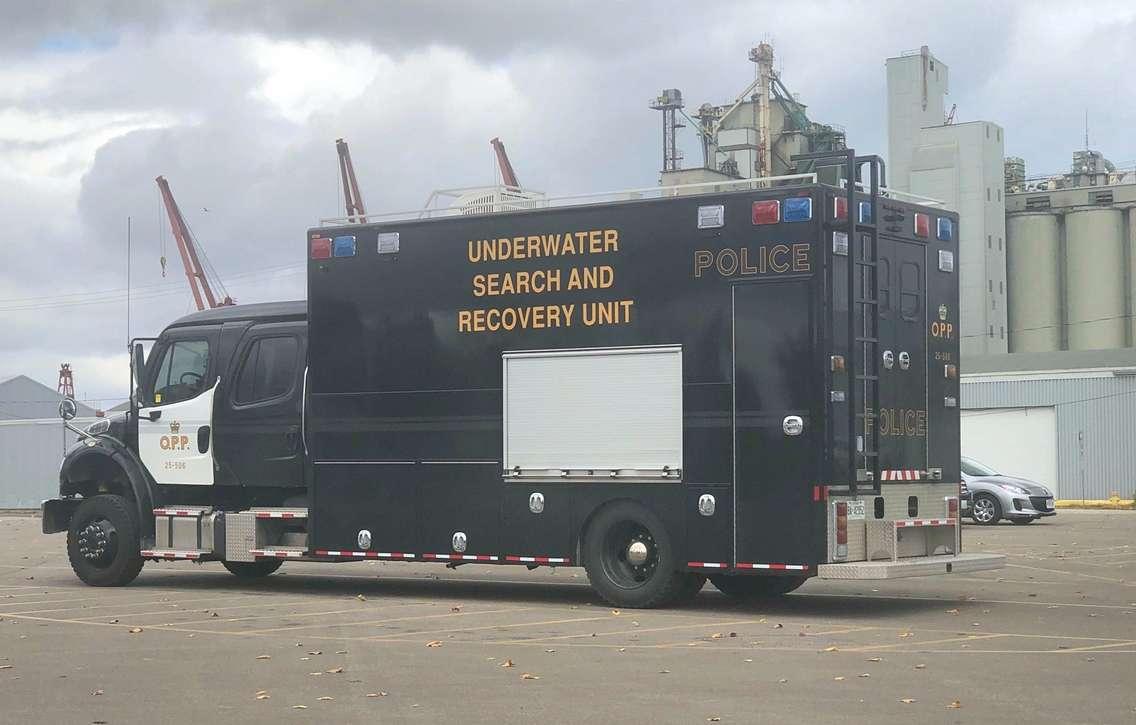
[961,457,1057,526]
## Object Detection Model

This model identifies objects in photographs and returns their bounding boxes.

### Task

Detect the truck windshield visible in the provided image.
[149,339,210,405]
[961,457,998,477]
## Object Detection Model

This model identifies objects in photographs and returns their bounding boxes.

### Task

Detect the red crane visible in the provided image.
[156,176,233,311]
[335,138,367,222]
[490,137,521,188]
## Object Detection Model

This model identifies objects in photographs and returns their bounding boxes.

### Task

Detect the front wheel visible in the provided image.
[222,559,284,578]
[710,574,807,600]
[582,501,690,609]
[971,494,1002,525]
[66,494,144,586]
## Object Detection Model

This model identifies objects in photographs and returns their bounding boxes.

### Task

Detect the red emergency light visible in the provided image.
[833,196,848,221]
[751,200,780,225]
[310,237,332,260]
[914,213,930,237]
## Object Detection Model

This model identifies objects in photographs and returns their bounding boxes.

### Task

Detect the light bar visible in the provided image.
[783,197,812,222]
[751,199,780,225]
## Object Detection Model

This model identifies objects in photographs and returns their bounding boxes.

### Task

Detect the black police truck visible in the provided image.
[44,151,1003,607]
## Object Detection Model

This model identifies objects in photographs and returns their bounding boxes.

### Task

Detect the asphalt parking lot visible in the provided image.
[1,511,1133,724]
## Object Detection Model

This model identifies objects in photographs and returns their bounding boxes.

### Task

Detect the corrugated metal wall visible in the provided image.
[962,374,1136,500]
[0,418,92,508]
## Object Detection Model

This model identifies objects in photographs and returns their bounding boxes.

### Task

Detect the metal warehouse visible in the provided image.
[961,349,1136,502]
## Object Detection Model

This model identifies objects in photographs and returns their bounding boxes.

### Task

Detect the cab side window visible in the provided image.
[234,336,299,405]
[150,340,210,405]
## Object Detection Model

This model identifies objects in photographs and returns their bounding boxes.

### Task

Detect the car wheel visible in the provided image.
[583,501,689,608]
[66,494,144,587]
[1011,518,1035,525]
[222,559,284,578]
[971,493,1002,525]
[710,574,807,599]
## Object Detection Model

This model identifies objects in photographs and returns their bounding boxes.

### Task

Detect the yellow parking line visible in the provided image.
[497,617,787,645]
[1006,563,1135,586]
[1056,640,1136,652]
[842,633,1008,652]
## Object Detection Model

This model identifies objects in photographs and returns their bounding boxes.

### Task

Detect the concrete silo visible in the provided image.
[1064,207,1126,350]
[1006,212,1061,352]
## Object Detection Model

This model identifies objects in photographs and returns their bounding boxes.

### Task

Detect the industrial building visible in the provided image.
[886,47,1008,357]
[650,43,847,185]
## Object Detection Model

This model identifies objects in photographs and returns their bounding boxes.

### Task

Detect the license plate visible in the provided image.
[1045,498,1054,509]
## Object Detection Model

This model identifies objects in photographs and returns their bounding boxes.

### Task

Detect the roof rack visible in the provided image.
[317,173,818,227]
[839,179,945,207]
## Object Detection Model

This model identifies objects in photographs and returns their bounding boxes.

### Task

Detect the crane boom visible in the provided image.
[335,138,367,222]
[490,137,520,188]
[155,176,232,311]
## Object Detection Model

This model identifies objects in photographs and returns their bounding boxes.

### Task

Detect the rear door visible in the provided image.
[732,280,816,566]
[877,239,928,471]
[214,322,306,488]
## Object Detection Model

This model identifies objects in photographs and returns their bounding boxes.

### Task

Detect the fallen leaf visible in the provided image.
[824,646,839,652]
[772,623,784,629]
[356,594,366,601]
[833,676,845,681]
[728,632,737,638]
[317,696,333,701]
[308,651,322,655]
[947,700,962,709]
[500,659,514,668]
[914,663,927,670]
[366,692,388,698]
[866,657,882,662]
[618,647,627,652]
[255,693,270,701]
[255,655,271,660]
[292,705,308,709]
[309,672,323,676]
[0,665,12,670]
[129,627,143,634]
[611,609,621,616]
[899,632,913,638]
[326,667,344,674]
[945,608,959,615]
[451,606,462,612]
[544,649,556,653]
[210,612,219,618]
[300,657,311,661]
[521,673,539,680]
[858,673,871,678]
[711,633,724,639]
[335,650,348,654]
[91,689,104,696]
[425,640,443,648]
[707,718,721,722]
[659,669,670,674]
[109,619,119,624]
[778,678,788,684]
[744,659,753,663]
[899,698,917,704]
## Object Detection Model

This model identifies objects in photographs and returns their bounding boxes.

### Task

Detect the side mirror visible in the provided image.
[59,397,78,421]
[132,343,146,381]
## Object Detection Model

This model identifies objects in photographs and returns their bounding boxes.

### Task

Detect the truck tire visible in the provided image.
[66,494,144,587]
[710,574,807,599]
[971,493,1002,525]
[222,560,284,578]
[582,501,689,609]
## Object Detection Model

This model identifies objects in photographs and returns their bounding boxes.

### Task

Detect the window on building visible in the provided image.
[986,125,990,139]
[999,280,1004,294]
[998,237,1003,250]
[986,188,991,201]
[987,234,992,248]
[997,189,1002,201]
[988,279,993,292]
[1000,326,1005,339]
[234,336,299,405]
[989,325,994,338]
[997,128,1002,142]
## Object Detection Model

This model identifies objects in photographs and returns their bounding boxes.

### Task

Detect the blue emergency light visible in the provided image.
[332,235,357,257]
[858,201,872,224]
[783,197,812,222]
[937,217,953,241]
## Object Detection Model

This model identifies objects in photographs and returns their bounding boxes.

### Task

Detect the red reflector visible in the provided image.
[948,497,959,516]
[752,199,780,225]
[310,237,332,259]
[833,196,848,220]
[914,213,930,237]
[835,501,848,544]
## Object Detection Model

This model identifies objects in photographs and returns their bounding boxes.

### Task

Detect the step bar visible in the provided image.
[816,552,1006,580]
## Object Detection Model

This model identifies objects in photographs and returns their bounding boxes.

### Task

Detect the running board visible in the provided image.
[815,553,1005,580]
[142,548,215,561]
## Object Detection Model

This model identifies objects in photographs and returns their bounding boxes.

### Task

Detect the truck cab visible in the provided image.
[43,302,307,585]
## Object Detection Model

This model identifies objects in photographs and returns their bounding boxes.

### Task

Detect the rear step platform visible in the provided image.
[816,553,1006,579]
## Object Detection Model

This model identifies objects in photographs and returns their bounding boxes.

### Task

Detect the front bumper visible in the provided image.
[816,552,1006,580]
[1007,495,1057,519]
[41,498,80,534]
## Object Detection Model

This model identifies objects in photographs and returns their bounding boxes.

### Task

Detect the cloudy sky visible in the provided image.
[1,0,1133,407]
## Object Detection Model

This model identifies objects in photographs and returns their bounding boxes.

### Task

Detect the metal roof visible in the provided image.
[0,375,98,420]
[165,301,307,329]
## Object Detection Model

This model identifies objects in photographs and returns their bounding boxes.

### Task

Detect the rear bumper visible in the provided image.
[815,552,1005,580]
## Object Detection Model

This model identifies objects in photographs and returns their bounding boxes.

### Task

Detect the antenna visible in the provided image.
[1084,109,1089,150]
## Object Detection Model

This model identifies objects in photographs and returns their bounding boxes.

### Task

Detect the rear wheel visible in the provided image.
[583,501,689,608]
[66,494,144,587]
[971,494,1002,525]
[222,559,283,578]
[710,574,807,600]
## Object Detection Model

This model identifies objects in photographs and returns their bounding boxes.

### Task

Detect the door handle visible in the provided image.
[284,427,299,450]
[143,410,161,422]
[198,425,211,454]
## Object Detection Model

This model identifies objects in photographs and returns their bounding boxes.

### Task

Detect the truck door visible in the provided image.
[214,322,306,489]
[732,280,816,566]
[138,333,218,486]
[877,239,928,471]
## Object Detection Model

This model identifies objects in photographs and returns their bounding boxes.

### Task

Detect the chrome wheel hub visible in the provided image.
[973,498,994,522]
[627,540,649,566]
[77,518,116,565]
